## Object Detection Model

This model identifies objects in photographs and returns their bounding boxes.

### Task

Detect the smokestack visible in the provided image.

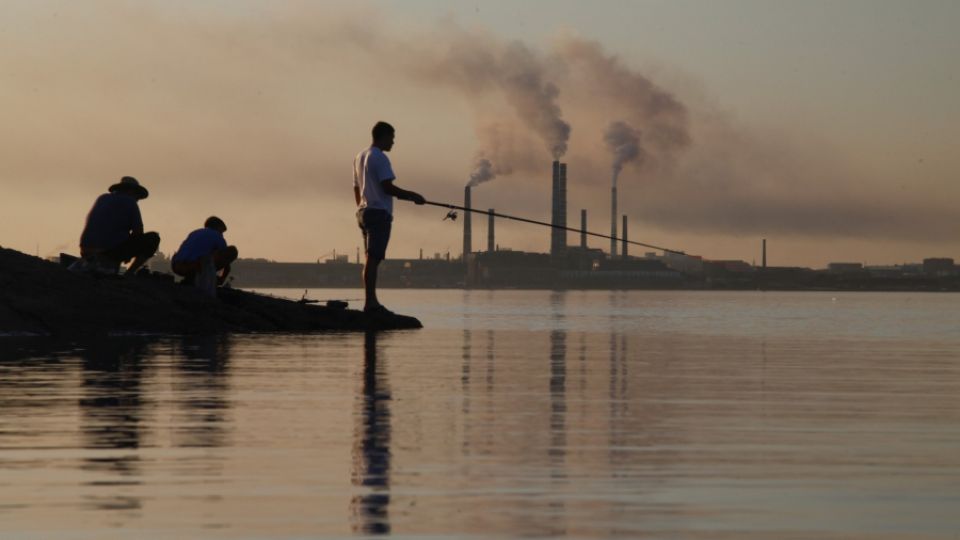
[762,238,767,269]
[622,215,628,259]
[580,209,587,248]
[551,161,561,256]
[463,186,472,260]
[488,209,495,252]
[559,163,568,252]
[610,184,618,257]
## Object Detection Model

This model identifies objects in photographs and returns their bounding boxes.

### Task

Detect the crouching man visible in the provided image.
[77,176,160,276]
[171,216,238,296]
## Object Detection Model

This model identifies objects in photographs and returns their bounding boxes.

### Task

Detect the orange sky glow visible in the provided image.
[1,1,957,268]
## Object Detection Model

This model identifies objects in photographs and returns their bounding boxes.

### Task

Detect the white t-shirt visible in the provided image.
[353,146,396,215]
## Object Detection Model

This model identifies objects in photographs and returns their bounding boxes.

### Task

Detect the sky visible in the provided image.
[0,0,957,267]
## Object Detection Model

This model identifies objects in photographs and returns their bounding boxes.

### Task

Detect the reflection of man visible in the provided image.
[350,331,392,534]
[77,176,160,276]
[354,121,425,315]
[79,338,150,485]
[171,216,239,296]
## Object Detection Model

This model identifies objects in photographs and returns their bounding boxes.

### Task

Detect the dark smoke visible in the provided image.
[556,36,690,170]
[603,121,643,186]
[468,157,496,187]
[498,42,571,159]
[465,122,536,187]
[400,31,571,160]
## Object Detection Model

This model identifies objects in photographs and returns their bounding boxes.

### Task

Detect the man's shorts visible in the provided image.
[357,208,392,260]
[102,231,161,263]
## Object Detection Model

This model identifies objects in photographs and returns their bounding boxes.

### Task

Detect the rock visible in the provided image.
[0,247,421,336]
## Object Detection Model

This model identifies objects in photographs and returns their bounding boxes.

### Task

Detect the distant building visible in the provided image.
[561,257,683,289]
[923,258,955,276]
[865,265,905,278]
[706,260,754,273]
[658,252,705,276]
[467,250,554,288]
[325,254,350,264]
[827,262,864,274]
[899,264,924,275]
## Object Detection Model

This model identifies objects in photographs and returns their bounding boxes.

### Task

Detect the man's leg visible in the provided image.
[171,259,201,285]
[124,232,161,276]
[363,254,383,311]
[196,255,218,297]
[102,232,160,276]
[213,246,239,285]
[359,210,391,312]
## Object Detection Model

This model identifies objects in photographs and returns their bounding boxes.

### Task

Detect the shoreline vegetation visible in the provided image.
[0,247,421,337]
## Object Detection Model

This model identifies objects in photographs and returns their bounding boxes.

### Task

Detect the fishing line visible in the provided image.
[420,200,686,256]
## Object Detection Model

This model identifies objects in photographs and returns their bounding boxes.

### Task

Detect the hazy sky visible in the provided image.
[1,0,957,267]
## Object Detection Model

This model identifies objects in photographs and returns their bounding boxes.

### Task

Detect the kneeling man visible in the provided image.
[171,216,238,296]
[78,176,160,276]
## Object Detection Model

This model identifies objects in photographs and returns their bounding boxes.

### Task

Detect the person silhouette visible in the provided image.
[76,176,160,276]
[171,216,239,296]
[353,121,425,314]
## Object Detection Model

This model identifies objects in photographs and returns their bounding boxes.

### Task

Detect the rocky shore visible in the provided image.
[0,247,421,336]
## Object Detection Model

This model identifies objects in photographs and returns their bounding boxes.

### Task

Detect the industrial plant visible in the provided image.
[457,160,684,289]
[183,159,960,292]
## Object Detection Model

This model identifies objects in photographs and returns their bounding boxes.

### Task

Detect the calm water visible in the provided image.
[2,290,959,539]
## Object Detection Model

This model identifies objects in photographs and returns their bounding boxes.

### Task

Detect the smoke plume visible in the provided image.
[395,28,571,160]
[498,42,571,159]
[603,121,643,186]
[468,157,496,187]
[555,36,690,171]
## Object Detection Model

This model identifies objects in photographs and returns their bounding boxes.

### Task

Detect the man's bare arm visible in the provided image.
[354,185,362,206]
[382,180,425,205]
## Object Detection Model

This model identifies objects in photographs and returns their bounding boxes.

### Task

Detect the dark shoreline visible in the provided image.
[245,283,960,293]
[226,259,960,292]
[0,247,421,337]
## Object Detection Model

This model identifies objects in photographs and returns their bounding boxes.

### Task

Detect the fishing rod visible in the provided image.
[422,200,686,256]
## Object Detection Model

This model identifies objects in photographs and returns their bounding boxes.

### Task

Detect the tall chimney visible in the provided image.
[610,183,618,257]
[463,186,472,260]
[580,209,587,249]
[488,209,495,252]
[558,163,568,252]
[762,238,767,269]
[551,161,561,256]
[622,215,628,259]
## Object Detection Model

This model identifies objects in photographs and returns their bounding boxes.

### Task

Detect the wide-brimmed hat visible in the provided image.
[108,176,149,199]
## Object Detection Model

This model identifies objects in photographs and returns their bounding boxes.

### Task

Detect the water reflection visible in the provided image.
[78,339,153,513]
[174,336,232,449]
[0,341,71,422]
[484,329,495,421]
[461,329,471,416]
[549,293,568,459]
[351,331,392,535]
[608,311,631,479]
[548,292,569,536]
[3,294,957,538]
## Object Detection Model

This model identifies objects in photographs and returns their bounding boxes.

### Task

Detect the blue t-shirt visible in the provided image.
[172,227,228,263]
[79,193,144,250]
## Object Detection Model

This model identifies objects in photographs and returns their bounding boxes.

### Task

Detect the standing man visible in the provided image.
[77,176,160,276]
[354,121,425,315]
